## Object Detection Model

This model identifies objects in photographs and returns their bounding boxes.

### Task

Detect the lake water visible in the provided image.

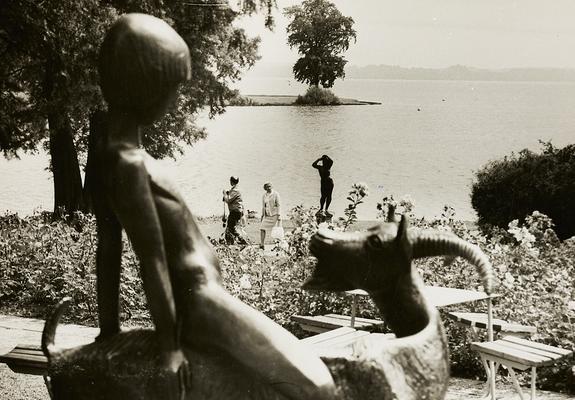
[1,78,574,221]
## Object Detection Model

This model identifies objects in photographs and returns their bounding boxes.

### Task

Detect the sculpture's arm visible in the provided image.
[109,154,183,370]
[94,208,123,339]
[312,158,322,169]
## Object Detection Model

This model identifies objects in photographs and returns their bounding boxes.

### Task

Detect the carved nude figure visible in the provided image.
[90,13,335,400]
[43,213,494,399]
[40,12,495,400]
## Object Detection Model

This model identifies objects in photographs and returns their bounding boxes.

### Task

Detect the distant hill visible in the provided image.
[345,64,575,82]
[244,63,575,82]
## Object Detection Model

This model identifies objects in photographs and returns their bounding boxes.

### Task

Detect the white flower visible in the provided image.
[239,274,252,290]
[353,182,369,197]
[400,195,415,208]
[317,222,329,230]
[503,272,515,288]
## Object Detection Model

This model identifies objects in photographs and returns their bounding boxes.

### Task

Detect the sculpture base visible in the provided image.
[315,212,333,224]
[46,318,449,400]
[47,329,285,400]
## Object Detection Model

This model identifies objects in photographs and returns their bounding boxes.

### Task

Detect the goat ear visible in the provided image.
[395,215,413,266]
[396,214,409,241]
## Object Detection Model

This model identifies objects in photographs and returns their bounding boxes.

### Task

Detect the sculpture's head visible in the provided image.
[305,215,493,295]
[98,13,191,124]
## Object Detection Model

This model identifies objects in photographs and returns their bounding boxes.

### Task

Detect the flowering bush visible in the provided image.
[339,182,369,230]
[377,194,416,221]
[377,195,575,392]
[1,187,573,393]
[0,211,148,324]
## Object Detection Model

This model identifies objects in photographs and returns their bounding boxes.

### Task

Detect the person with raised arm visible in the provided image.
[312,155,334,217]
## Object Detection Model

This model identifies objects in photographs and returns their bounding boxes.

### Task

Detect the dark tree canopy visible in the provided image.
[284,0,356,88]
[0,0,274,215]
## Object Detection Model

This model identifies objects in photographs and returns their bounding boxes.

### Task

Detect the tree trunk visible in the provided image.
[82,110,107,214]
[48,112,84,217]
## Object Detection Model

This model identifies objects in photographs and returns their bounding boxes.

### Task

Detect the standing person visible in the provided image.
[222,176,246,245]
[312,155,334,217]
[260,182,281,249]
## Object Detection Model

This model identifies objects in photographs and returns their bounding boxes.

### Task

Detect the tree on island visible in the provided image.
[284,0,356,89]
[0,0,274,217]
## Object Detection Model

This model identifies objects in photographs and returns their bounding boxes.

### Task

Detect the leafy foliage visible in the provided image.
[294,86,340,105]
[284,0,356,88]
[471,141,575,240]
[376,193,575,392]
[0,211,148,323]
[339,182,369,230]
[377,194,416,221]
[0,0,274,213]
[0,0,116,158]
[1,191,573,393]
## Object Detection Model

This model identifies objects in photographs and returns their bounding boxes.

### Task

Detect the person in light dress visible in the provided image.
[259,182,281,249]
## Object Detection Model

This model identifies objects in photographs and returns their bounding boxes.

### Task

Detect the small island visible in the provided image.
[227,0,385,108]
[229,93,381,106]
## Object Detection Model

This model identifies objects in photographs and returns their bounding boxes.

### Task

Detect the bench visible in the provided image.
[469,297,573,400]
[447,312,536,339]
[0,344,47,375]
[291,313,384,333]
[300,326,395,357]
[291,290,384,333]
[301,326,370,356]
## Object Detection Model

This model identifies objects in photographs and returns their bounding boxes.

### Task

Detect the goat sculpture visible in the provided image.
[43,12,494,399]
[42,215,493,400]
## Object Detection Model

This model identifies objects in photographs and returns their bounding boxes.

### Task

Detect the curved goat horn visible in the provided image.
[42,297,72,359]
[410,230,494,294]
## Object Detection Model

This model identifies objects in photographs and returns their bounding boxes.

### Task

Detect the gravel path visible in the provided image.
[2,366,572,400]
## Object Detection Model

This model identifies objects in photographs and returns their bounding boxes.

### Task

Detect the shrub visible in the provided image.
[471,141,575,240]
[377,195,574,393]
[294,86,341,105]
[0,211,148,324]
[1,189,573,393]
[227,90,258,106]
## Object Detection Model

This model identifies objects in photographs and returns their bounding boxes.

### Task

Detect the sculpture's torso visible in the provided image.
[97,146,222,326]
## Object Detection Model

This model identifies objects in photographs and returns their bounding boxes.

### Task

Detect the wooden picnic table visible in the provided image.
[293,286,496,333]
[346,285,495,309]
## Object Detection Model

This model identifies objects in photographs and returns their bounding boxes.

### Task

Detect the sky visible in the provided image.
[237,0,575,69]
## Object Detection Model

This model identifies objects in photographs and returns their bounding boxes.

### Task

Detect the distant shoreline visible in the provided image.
[243,63,575,83]
[231,94,381,106]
